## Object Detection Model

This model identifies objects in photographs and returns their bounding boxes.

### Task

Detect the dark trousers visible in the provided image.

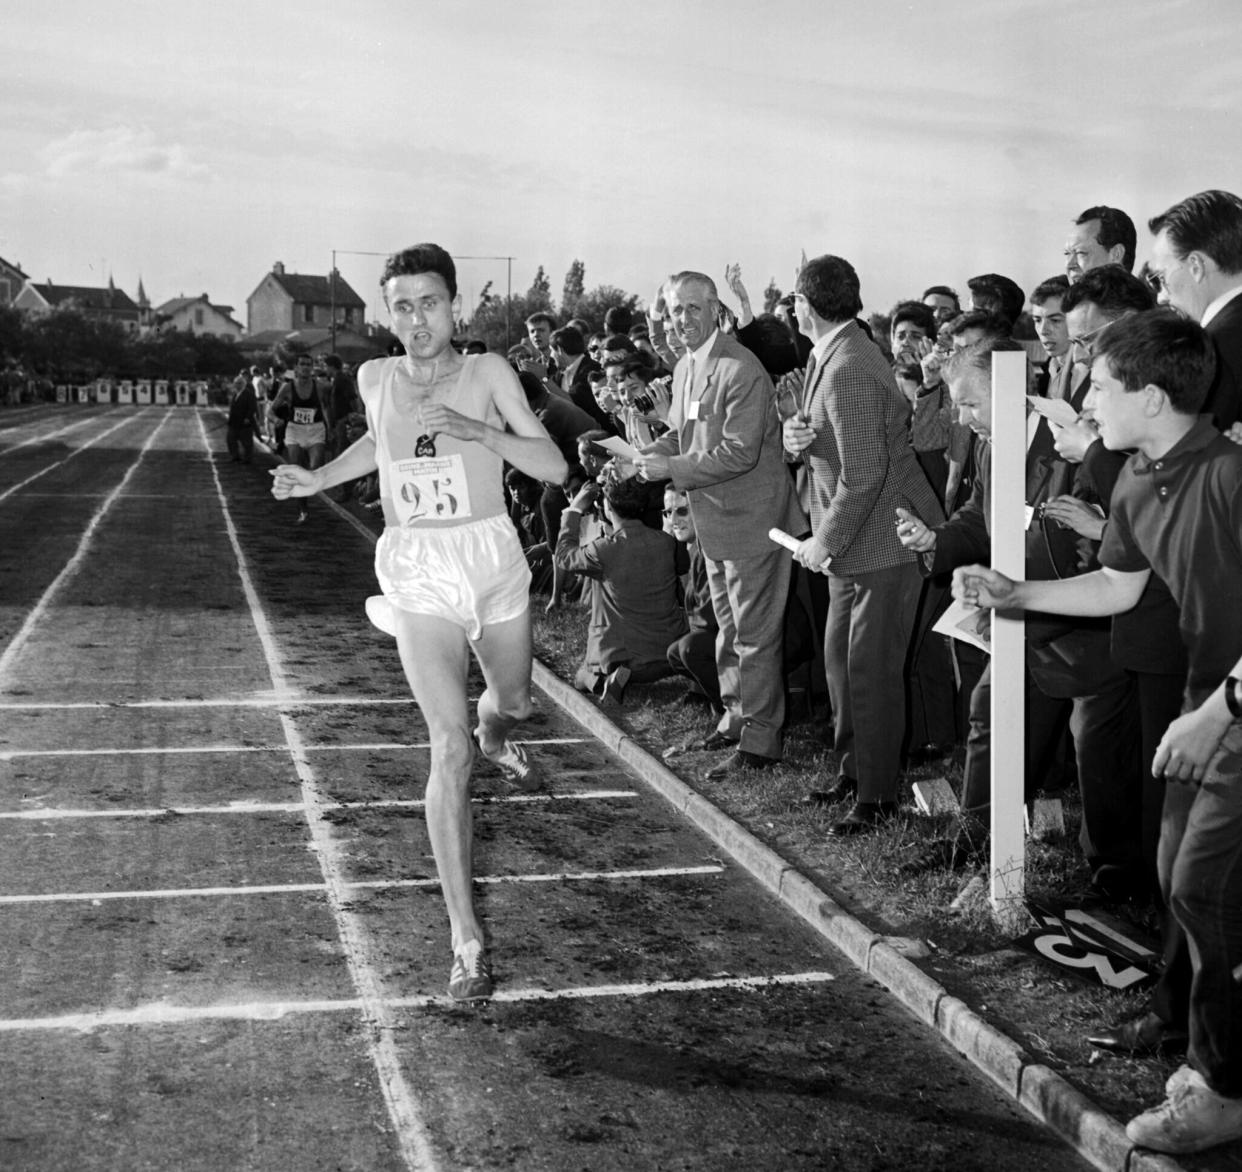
[226,424,254,462]
[825,562,921,803]
[668,629,721,707]
[1160,722,1242,1094]
[905,576,959,751]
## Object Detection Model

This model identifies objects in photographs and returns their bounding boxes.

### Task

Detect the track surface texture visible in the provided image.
[0,405,1088,1170]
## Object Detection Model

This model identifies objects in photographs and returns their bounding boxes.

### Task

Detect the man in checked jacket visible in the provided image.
[784,254,944,834]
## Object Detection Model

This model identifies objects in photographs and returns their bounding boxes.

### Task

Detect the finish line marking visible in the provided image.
[0,737,586,761]
[0,865,725,906]
[0,790,641,821]
[0,972,836,1034]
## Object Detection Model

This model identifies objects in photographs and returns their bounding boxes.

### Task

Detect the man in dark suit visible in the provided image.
[783,255,943,834]
[550,326,610,430]
[634,270,805,777]
[1148,189,1242,431]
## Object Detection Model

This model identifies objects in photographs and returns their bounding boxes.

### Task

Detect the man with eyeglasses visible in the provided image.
[1148,189,1242,432]
[1065,205,1137,283]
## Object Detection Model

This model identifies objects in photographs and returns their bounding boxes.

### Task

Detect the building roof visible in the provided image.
[269,269,365,309]
[0,255,28,278]
[155,295,243,331]
[28,282,139,313]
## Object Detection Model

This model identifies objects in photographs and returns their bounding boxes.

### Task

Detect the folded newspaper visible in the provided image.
[932,597,991,653]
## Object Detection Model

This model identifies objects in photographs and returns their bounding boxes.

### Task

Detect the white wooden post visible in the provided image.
[989,350,1027,923]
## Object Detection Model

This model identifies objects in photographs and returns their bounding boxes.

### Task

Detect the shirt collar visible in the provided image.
[686,328,719,362]
[1129,414,1219,474]
[811,318,851,363]
[1202,283,1242,327]
[562,354,583,381]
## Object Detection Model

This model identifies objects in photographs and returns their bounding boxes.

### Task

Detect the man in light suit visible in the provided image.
[1148,189,1242,431]
[784,255,943,834]
[635,271,805,778]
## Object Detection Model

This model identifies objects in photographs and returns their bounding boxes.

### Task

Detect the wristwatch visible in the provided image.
[1227,676,1242,719]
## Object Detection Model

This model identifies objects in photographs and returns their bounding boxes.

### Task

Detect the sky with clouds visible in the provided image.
[3,0,1241,328]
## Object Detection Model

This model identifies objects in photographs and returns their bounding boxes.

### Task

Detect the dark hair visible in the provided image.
[947,310,1011,342]
[967,273,1025,326]
[567,318,592,337]
[599,333,638,363]
[1030,275,1071,307]
[1094,308,1216,414]
[627,324,650,340]
[1148,189,1242,275]
[943,336,1026,383]
[796,255,862,322]
[463,339,488,355]
[576,429,612,462]
[921,284,960,308]
[551,326,585,356]
[602,468,650,519]
[380,243,456,299]
[744,312,801,377]
[323,354,343,371]
[603,305,634,334]
[1075,206,1138,271]
[889,300,937,338]
[1060,264,1155,317]
[525,311,556,330]
[602,354,655,384]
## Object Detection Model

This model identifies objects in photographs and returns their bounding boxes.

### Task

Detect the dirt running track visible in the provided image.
[0,405,1087,1171]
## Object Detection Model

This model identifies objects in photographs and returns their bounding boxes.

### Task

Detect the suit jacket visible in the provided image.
[800,320,943,576]
[1205,293,1242,430]
[562,354,612,431]
[646,331,804,561]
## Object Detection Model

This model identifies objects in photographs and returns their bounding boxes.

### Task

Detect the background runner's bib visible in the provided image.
[293,405,318,425]
[389,454,473,524]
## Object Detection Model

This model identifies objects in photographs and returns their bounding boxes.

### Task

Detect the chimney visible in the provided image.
[273,261,285,276]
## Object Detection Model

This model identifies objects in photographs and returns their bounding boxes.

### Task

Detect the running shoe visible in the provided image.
[475,734,544,792]
[448,939,493,1001]
[365,595,397,637]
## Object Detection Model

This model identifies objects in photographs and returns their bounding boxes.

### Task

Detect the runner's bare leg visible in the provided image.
[472,609,535,756]
[392,609,480,950]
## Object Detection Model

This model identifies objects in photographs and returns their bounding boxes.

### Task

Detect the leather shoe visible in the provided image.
[801,774,858,807]
[1087,1012,1188,1057]
[705,749,780,780]
[828,800,898,836]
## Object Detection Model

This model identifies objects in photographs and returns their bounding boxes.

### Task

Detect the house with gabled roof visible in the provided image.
[15,276,142,330]
[0,255,28,307]
[155,293,243,339]
[246,261,365,336]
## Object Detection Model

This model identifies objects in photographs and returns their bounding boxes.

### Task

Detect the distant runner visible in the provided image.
[271,243,566,1000]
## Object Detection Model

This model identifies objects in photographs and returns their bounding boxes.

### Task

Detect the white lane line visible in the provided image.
[0,737,586,761]
[0,697,422,710]
[195,413,436,1171]
[0,791,641,820]
[0,411,151,505]
[0,972,836,1034]
[0,412,105,457]
[0,865,725,906]
[0,410,174,684]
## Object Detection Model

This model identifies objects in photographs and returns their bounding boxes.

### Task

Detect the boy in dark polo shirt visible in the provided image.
[952,308,1242,1156]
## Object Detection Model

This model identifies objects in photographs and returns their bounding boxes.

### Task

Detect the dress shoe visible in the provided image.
[691,730,738,753]
[801,775,858,807]
[1087,1012,1188,1057]
[705,749,779,781]
[828,800,898,836]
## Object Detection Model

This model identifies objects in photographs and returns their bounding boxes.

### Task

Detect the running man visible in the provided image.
[271,243,567,1001]
[270,353,331,523]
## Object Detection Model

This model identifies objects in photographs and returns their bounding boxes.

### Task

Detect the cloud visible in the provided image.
[39,126,211,181]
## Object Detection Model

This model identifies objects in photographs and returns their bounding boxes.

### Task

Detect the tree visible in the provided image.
[526,265,553,314]
[561,260,585,319]
[763,277,784,315]
[572,285,641,335]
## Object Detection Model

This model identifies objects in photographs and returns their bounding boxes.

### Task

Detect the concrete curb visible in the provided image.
[532,660,1186,1172]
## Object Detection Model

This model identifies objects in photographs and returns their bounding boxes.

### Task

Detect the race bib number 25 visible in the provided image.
[390,455,472,524]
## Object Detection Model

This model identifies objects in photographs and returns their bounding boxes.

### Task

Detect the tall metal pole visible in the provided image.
[330,249,337,355]
[506,256,513,350]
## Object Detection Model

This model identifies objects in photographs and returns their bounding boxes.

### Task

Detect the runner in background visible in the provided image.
[269,354,331,523]
[271,243,565,1001]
